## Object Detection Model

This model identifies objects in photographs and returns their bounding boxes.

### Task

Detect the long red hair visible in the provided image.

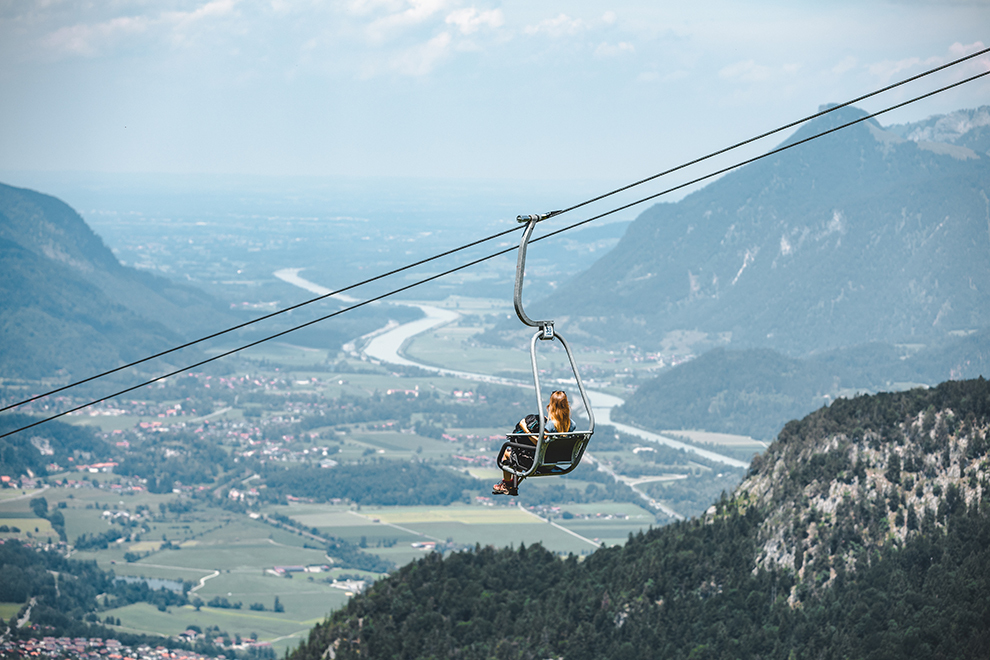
[548,391,570,433]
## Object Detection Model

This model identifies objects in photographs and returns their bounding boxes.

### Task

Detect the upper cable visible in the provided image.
[2,46,988,427]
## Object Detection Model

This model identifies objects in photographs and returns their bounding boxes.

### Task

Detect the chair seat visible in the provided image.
[498,431,592,478]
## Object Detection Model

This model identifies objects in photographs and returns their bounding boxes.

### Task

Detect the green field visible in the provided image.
[0,299,729,655]
[0,517,55,540]
[70,407,245,432]
[103,601,334,654]
[82,497,657,655]
[235,342,334,368]
[405,326,563,378]
[402,315,669,389]
[662,429,767,462]
[59,502,358,655]
[268,501,657,561]
[0,602,24,620]
[0,488,46,502]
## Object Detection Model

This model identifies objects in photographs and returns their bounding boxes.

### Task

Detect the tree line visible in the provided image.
[287,379,990,660]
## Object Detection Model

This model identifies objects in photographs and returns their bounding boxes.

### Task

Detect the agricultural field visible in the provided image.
[0,487,59,542]
[0,481,661,654]
[270,500,657,563]
[1,296,752,655]
[0,602,22,620]
[662,430,767,463]
[0,516,55,541]
[402,319,672,395]
[0,485,361,655]
[398,298,695,376]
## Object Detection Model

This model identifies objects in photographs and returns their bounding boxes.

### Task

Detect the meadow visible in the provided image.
[0,297,749,654]
[402,319,663,394]
[272,500,657,561]
[0,478,661,655]
[1,487,354,654]
[0,487,58,542]
[0,602,22,620]
[662,429,767,462]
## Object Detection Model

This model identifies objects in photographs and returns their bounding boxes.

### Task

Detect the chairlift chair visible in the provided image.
[495,212,596,483]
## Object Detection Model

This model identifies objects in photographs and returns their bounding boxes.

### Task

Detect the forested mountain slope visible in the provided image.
[614,331,990,440]
[289,379,990,659]
[0,182,232,380]
[548,105,990,355]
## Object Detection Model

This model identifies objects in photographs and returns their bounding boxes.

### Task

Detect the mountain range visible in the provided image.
[0,182,233,381]
[547,105,990,356]
[613,330,990,441]
[288,379,990,659]
[887,105,990,155]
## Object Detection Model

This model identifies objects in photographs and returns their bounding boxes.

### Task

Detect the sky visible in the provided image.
[1,0,988,184]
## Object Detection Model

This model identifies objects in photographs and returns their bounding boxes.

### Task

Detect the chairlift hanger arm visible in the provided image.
[513,211,561,335]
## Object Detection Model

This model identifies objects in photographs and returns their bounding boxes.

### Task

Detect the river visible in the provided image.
[276,269,748,470]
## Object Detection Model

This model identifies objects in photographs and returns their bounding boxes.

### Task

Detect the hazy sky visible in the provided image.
[1,1,988,183]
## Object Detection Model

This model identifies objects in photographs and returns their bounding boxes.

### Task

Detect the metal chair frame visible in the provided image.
[496,213,596,481]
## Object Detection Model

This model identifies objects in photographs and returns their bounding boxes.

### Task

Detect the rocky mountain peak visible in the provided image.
[888,105,990,154]
[552,105,990,355]
[723,378,990,601]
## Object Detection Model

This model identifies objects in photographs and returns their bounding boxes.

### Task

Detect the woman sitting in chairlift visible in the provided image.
[493,390,575,496]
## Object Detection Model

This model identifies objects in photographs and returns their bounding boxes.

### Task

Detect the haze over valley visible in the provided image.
[3,100,990,657]
[1,2,989,657]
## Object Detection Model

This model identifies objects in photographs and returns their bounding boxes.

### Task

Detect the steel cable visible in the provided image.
[551,46,990,218]
[3,46,985,414]
[1,64,987,439]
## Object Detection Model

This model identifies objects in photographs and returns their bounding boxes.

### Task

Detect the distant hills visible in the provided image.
[549,105,990,356]
[614,329,990,440]
[0,182,232,380]
[887,105,990,155]
[287,379,990,659]
[548,105,990,440]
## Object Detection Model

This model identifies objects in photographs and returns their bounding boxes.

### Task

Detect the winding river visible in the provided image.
[276,269,749,473]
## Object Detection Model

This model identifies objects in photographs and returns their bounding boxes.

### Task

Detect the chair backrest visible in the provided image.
[500,431,592,478]
[542,432,587,464]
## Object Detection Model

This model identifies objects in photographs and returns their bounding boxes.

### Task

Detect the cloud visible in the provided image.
[524,13,586,38]
[719,59,772,82]
[41,15,150,56]
[173,0,238,25]
[346,0,408,16]
[832,56,857,75]
[867,55,926,79]
[719,59,801,83]
[949,40,989,72]
[445,7,503,35]
[594,41,634,58]
[366,0,451,42]
[390,30,452,75]
[165,0,239,44]
[950,40,986,57]
[37,0,239,57]
[866,42,988,83]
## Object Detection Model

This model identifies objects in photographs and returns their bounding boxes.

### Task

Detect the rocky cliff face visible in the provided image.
[888,105,990,155]
[286,380,990,660]
[728,379,989,602]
